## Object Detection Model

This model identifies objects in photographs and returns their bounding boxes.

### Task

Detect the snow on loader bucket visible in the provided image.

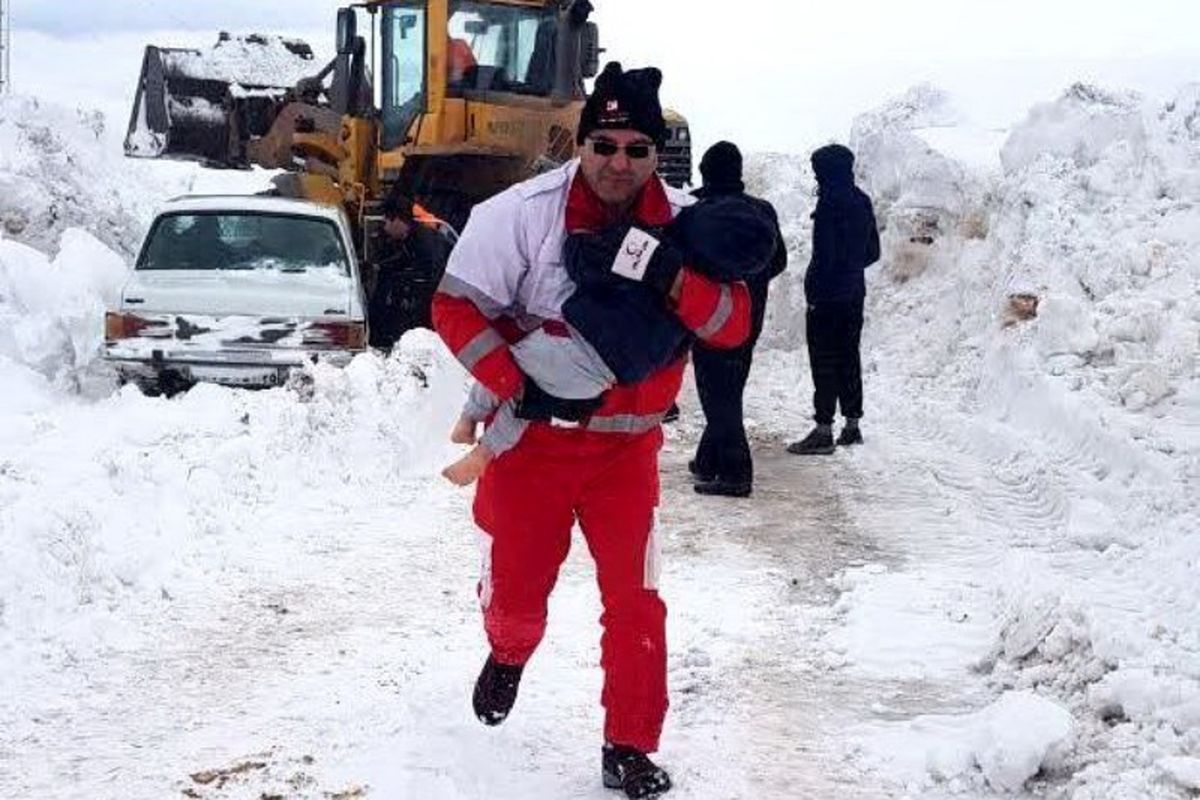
[125,33,319,169]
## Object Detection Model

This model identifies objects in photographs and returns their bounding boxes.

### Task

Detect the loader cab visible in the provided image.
[444,3,559,96]
[378,0,593,151]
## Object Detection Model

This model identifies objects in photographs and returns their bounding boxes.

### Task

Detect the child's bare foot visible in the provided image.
[450,416,478,445]
[442,445,492,486]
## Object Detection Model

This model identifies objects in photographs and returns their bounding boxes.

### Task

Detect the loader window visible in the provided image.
[447,3,557,95]
[382,3,428,150]
[138,213,350,275]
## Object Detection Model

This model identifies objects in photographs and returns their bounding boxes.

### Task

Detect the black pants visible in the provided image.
[692,281,769,485]
[806,298,864,425]
[368,268,433,347]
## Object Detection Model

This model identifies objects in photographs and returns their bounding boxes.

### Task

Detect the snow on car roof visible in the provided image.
[157,195,346,223]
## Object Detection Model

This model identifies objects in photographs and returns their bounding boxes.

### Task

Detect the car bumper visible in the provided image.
[105,345,358,389]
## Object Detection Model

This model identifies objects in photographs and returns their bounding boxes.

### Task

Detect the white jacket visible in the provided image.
[443,159,694,327]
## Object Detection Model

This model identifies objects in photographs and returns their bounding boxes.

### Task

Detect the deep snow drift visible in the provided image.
[1,80,1198,798]
[750,81,1200,796]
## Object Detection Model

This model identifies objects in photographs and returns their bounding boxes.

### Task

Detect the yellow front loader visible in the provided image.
[126,1,692,223]
[125,0,693,334]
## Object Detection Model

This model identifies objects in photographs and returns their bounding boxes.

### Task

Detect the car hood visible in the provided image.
[121,268,358,317]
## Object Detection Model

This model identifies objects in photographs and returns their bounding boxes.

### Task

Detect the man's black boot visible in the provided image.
[602,743,672,799]
[687,459,715,482]
[787,426,836,455]
[693,475,752,498]
[472,655,524,726]
[836,423,864,446]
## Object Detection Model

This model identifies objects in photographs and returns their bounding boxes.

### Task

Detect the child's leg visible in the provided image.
[450,415,478,445]
[442,401,528,486]
[442,442,495,486]
[464,381,501,420]
[453,382,502,444]
[477,400,528,459]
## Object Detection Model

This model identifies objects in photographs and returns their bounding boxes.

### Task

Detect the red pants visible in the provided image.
[473,423,668,753]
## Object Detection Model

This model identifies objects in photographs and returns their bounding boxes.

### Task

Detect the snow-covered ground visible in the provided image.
[1,76,1198,799]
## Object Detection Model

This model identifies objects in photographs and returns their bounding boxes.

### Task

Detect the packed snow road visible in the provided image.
[0,349,996,800]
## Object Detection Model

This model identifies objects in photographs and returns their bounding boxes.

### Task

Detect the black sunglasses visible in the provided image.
[588,139,656,159]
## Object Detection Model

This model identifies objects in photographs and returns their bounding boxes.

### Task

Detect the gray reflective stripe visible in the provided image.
[476,530,494,611]
[437,273,508,318]
[436,272,476,298]
[643,513,662,591]
[586,412,665,434]
[458,328,506,370]
[694,284,733,340]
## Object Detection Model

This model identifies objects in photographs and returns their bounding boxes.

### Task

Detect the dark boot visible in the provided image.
[472,655,524,726]
[787,426,836,455]
[836,424,864,446]
[602,743,672,799]
[687,459,715,482]
[693,475,752,498]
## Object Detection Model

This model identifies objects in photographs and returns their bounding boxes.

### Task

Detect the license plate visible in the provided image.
[188,365,286,386]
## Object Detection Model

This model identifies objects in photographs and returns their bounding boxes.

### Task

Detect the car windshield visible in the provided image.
[137,212,350,275]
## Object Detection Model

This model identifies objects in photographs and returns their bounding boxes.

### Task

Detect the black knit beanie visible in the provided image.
[700,141,744,193]
[576,61,667,146]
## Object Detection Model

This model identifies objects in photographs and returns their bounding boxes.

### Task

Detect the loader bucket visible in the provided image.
[125,33,318,169]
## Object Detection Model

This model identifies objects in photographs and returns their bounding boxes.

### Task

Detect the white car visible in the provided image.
[105,195,368,392]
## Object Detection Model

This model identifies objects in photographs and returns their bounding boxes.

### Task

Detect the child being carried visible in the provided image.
[442,191,778,485]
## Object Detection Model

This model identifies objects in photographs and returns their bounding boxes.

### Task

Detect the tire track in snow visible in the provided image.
[655,434,996,800]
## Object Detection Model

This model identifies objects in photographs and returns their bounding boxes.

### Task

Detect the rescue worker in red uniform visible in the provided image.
[432,62,752,799]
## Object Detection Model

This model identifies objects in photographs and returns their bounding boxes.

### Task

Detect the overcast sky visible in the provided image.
[8,0,1200,155]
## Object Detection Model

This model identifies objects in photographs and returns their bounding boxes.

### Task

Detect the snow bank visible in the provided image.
[1000,84,1149,174]
[0,95,165,257]
[0,229,129,390]
[0,332,465,657]
[1159,756,1200,791]
[857,691,1075,792]
[748,80,1199,795]
[0,93,270,259]
[899,82,1197,793]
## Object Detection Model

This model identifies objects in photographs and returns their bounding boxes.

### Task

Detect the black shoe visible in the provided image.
[693,476,752,498]
[836,426,864,446]
[472,655,524,726]
[602,744,672,799]
[687,459,715,482]
[786,428,836,455]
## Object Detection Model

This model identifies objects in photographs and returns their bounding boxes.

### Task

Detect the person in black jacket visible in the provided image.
[788,144,880,455]
[688,142,788,497]
[367,189,454,347]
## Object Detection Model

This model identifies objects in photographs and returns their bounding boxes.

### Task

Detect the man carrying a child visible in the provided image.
[432,62,770,798]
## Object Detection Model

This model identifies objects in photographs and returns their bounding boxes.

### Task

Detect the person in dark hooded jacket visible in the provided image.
[788,143,880,455]
[688,141,788,497]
